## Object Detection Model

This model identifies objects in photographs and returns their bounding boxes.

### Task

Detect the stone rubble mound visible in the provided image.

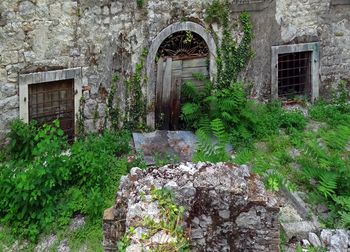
[103,162,280,251]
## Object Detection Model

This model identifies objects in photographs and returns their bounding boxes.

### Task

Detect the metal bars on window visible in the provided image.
[277,51,312,99]
[29,80,75,141]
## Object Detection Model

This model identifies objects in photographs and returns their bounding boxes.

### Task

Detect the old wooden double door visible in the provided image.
[155,56,209,130]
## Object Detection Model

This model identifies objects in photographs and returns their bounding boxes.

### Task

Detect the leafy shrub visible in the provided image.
[7,120,38,160]
[0,121,132,241]
[0,121,69,239]
[69,130,130,190]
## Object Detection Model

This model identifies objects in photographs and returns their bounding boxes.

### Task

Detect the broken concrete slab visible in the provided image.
[132,130,197,165]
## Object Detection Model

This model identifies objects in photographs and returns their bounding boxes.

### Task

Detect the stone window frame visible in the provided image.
[331,0,350,5]
[19,68,82,134]
[231,0,273,12]
[271,42,320,102]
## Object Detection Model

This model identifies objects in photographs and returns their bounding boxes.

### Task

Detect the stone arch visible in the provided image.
[146,21,217,129]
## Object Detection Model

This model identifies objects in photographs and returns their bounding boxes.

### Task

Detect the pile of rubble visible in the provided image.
[103,162,280,251]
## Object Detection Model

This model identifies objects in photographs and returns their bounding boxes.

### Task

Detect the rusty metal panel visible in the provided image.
[29,79,75,141]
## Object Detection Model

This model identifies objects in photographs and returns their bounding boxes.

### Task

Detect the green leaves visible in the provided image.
[6,119,38,161]
[0,124,132,241]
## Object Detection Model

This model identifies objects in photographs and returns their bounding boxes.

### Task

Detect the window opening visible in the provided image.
[29,80,75,141]
[278,51,312,99]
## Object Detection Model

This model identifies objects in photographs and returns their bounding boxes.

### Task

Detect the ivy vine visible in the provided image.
[107,49,148,132]
[106,74,120,131]
[206,0,253,89]
[124,48,148,131]
[76,96,86,138]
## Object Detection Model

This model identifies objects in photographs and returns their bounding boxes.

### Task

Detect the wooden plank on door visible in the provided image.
[167,60,182,70]
[181,67,209,78]
[170,74,182,130]
[182,58,208,68]
[161,58,172,130]
[155,58,164,126]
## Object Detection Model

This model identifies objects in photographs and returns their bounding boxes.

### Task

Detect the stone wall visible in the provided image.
[0,0,349,140]
[103,162,280,251]
[275,0,350,97]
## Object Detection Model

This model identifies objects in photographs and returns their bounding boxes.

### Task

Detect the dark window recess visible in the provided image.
[278,51,312,99]
[29,80,75,141]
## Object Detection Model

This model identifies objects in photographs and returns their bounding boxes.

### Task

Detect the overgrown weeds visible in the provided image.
[0,120,134,242]
[231,85,350,229]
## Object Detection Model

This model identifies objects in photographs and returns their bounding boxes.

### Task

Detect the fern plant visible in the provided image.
[296,122,350,227]
[193,119,230,163]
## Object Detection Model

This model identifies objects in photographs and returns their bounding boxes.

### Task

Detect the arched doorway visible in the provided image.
[155,31,209,130]
[146,22,217,130]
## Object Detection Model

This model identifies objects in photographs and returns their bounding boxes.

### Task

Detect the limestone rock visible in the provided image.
[308,232,322,247]
[103,162,280,251]
[281,221,317,241]
[330,230,348,252]
[321,229,349,252]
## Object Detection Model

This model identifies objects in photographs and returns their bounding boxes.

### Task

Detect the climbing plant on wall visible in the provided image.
[181,1,255,151]
[206,0,253,89]
[123,49,148,131]
[107,49,148,132]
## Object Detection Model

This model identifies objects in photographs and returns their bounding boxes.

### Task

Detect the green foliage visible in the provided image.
[205,0,229,25]
[124,49,148,131]
[136,0,144,8]
[297,123,350,227]
[182,78,307,153]
[117,188,189,251]
[0,121,69,240]
[332,79,350,110]
[77,96,86,138]
[0,122,132,241]
[67,220,104,252]
[117,229,131,252]
[310,81,350,126]
[206,0,253,88]
[107,74,121,131]
[107,50,148,132]
[7,119,38,160]
[279,110,307,133]
[193,119,230,163]
[309,100,350,127]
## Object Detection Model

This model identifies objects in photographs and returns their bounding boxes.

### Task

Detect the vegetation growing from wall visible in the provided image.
[181,2,256,152]
[124,49,148,131]
[108,49,148,132]
[106,74,121,131]
[206,0,253,88]
[136,0,145,8]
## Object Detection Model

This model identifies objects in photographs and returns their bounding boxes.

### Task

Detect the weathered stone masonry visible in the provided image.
[103,162,280,251]
[0,0,349,141]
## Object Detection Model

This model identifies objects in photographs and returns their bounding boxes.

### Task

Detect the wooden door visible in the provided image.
[155,56,209,130]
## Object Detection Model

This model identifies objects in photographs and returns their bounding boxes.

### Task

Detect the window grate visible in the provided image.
[29,80,75,141]
[278,51,312,99]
